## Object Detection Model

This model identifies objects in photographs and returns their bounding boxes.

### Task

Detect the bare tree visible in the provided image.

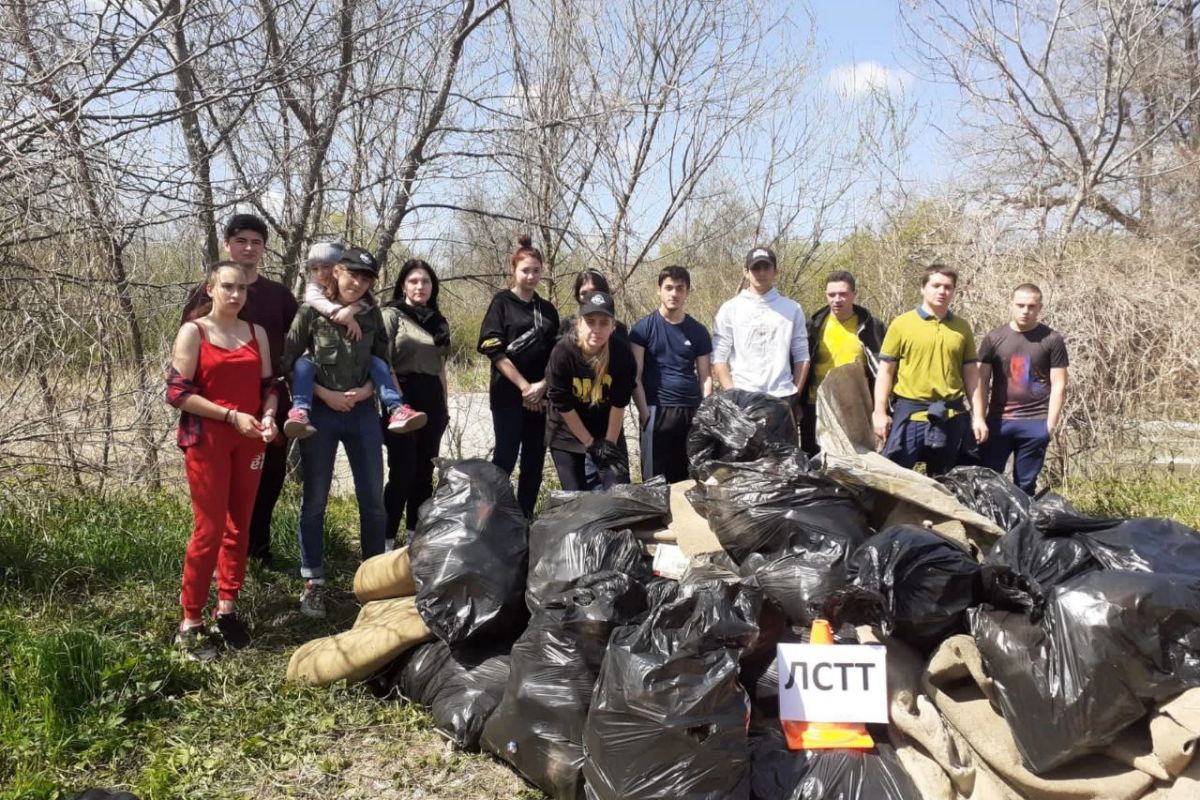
[907,0,1200,243]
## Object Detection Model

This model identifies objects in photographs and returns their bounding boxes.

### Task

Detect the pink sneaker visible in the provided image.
[283,408,317,439]
[387,404,427,434]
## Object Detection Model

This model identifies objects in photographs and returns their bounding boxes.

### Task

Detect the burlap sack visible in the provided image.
[352,546,416,602]
[286,596,432,687]
[858,626,1022,800]
[1105,688,1200,781]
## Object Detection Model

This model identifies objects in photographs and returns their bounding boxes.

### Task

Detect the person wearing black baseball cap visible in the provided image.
[711,245,811,448]
[544,289,637,490]
[280,245,426,619]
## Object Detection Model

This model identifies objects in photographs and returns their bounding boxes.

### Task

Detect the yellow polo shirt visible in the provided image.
[880,308,977,401]
[808,313,864,402]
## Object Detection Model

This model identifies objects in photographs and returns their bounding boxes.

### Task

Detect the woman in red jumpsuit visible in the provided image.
[166,260,278,661]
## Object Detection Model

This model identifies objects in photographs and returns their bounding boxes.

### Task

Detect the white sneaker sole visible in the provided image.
[284,419,316,440]
[387,413,428,434]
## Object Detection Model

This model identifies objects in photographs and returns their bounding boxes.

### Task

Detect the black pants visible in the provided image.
[799,401,819,457]
[639,405,696,483]
[384,376,448,541]
[492,405,547,517]
[247,435,289,563]
[550,447,630,492]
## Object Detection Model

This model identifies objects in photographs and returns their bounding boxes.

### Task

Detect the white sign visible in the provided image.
[776,642,889,724]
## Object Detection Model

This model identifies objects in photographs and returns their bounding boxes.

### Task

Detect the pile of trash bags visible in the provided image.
[289,391,1200,800]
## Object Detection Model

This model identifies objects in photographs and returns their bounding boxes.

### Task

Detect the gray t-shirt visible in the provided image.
[978,323,1069,420]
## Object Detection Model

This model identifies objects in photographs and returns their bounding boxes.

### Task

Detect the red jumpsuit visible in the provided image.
[180,322,266,620]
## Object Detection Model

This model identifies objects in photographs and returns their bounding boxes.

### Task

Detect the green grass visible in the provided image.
[1060,473,1200,529]
[0,487,527,800]
[1,472,1196,799]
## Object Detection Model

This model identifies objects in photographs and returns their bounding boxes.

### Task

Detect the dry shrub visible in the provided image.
[959,236,1200,479]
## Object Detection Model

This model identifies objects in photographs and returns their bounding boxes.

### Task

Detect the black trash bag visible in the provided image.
[747,722,920,800]
[482,572,648,799]
[687,457,871,562]
[747,722,811,800]
[983,520,1099,596]
[645,575,680,608]
[73,792,140,800]
[849,526,981,652]
[742,625,807,717]
[681,552,780,673]
[541,477,671,531]
[972,570,1200,774]
[739,530,857,627]
[1030,491,1124,535]
[792,747,921,799]
[409,459,530,646]
[937,466,1031,532]
[582,577,759,799]
[1077,518,1200,577]
[384,639,511,751]
[687,389,798,470]
[526,526,651,612]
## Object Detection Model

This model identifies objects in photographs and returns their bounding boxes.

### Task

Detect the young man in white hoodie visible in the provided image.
[711,247,811,447]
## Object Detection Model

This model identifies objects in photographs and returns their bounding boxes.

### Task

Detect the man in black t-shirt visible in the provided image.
[181,214,299,566]
[630,265,712,482]
[976,283,1069,495]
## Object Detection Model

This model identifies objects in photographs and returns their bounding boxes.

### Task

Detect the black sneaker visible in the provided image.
[214,612,252,650]
[175,625,221,662]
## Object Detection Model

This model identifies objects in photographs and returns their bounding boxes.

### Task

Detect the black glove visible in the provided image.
[587,438,622,470]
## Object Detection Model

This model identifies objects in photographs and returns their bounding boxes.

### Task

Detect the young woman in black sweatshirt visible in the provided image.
[477,235,561,517]
[545,290,636,490]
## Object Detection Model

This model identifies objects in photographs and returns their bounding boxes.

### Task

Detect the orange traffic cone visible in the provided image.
[781,618,876,750]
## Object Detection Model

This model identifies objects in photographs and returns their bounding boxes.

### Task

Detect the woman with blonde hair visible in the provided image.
[545,290,636,490]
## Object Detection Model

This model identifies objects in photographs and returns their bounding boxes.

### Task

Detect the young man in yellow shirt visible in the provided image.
[800,270,887,455]
[872,264,988,476]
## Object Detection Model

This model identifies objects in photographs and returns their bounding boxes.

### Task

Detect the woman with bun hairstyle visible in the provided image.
[545,290,636,490]
[477,234,560,517]
[381,259,451,550]
[166,261,278,661]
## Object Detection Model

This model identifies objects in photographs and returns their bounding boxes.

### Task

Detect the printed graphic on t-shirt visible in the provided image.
[748,321,780,351]
[250,453,264,471]
[572,374,613,402]
[1005,352,1049,413]
[979,323,1068,419]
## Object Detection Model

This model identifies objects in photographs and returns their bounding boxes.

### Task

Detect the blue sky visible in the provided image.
[809,0,959,183]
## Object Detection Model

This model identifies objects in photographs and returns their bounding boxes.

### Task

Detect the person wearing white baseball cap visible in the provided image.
[711,246,811,447]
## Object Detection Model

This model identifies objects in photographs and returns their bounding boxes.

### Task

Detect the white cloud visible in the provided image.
[827,62,911,97]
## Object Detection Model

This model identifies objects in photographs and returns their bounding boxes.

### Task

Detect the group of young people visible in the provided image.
[165,215,1069,660]
[168,215,451,658]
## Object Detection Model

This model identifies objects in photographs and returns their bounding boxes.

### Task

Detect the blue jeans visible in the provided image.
[298,399,386,578]
[981,418,1051,496]
[291,356,403,413]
